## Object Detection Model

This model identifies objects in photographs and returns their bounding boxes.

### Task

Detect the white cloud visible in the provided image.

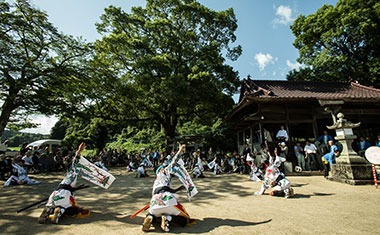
[254,53,275,71]
[286,59,302,71]
[21,115,59,135]
[273,5,294,25]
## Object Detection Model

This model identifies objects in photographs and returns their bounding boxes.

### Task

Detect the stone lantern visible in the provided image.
[326,113,373,185]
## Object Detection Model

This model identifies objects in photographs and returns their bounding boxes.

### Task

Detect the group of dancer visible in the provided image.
[6,141,300,233]
[33,142,196,232]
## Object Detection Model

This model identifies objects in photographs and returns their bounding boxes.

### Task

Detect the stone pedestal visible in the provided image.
[329,128,373,185]
[330,163,373,185]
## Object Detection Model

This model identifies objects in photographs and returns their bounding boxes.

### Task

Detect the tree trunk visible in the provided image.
[161,108,178,147]
[0,96,17,137]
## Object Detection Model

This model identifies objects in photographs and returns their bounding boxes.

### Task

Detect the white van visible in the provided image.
[27,139,62,153]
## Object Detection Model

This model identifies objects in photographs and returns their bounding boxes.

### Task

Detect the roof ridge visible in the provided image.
[351,81,380,92]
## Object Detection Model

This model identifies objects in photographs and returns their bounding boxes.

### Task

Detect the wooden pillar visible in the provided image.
[312,107,318,139]
[285,104,290,141]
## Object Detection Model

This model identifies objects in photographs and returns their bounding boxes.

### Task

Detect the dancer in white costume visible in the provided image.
[246,153,263,182]
[254,159,294,198]
[192,154,205,178]
[4,157,40,186]
[207,157,222,175]
[142,144,197,232]
[38,143,90,224]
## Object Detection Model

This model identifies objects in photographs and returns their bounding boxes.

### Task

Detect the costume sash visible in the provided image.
[207,158,216,169]
[77,156,116,189]
[170,159,198,200]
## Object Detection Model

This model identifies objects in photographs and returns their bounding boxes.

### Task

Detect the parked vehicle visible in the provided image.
[26,139,62,153]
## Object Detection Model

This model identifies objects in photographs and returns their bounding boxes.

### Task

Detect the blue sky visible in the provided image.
[23,0,338,134]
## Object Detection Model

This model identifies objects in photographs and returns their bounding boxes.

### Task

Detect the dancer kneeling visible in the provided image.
[142,144,197,232]
[38,143,90,224]
[4,157,40,186]
[254,160,294,198]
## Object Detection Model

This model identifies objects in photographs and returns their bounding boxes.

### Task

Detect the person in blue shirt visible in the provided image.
[356,136,371,157]
[376,135,380,147]
[321,140,340,179]
[316,130,334,154]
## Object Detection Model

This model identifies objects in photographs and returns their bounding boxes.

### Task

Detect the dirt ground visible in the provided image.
[0,168,379,235]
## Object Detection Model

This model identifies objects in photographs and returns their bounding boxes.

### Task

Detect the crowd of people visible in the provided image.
[1,129,379,185]
[1,130,379,231]
[0,143,78,185]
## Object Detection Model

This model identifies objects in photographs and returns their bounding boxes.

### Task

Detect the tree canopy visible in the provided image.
[91,0,241,144]
[288,0,380,87]
[0,0,91,136]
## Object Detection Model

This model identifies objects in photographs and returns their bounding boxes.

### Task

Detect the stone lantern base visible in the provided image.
[329,163,373,185]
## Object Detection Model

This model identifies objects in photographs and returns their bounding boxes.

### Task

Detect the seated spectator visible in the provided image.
[22,151,34,171]
[94,158,108,171]
[31,151,42,173]
[136,163,148,178]
[0,154,12,180]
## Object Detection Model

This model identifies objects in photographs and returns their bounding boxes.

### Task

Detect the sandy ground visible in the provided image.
[0,168,379,235]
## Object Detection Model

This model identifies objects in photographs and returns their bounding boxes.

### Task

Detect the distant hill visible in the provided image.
[1,130,49,147]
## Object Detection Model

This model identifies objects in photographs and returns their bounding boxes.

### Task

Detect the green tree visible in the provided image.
[0,0,90,136]
[288,0,380,87]
[94,0,241,144]
[50,118,69,140]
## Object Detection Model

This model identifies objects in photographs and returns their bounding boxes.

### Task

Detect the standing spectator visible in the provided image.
[356,136,371,157]
[263,128,272,149]
[276,125,289,142]
[376,135,380,147]
[322,140,340,178]
[316,130,333,154]
[242,144,251,158]
[279,142,288,160]
[152,150,160,168]
[304,141,320,171]
[294,142,305,171]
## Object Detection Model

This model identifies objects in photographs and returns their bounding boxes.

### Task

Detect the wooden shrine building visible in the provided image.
[225,78,380,155]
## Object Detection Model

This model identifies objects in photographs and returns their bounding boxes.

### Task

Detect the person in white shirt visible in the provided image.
[304,141,321,171]
[22,151,34,170]
[294,142,305,171]
[276,125,289,142]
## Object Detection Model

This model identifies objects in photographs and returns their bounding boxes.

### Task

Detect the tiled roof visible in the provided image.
[240,79,380,101]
